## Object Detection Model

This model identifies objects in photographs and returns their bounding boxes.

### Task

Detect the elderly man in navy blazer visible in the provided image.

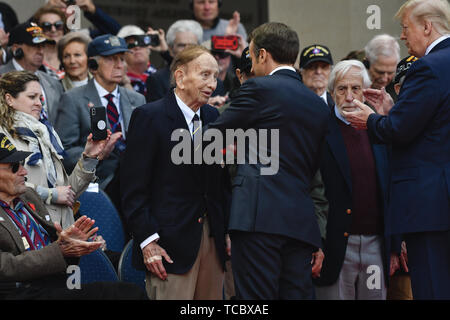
[344,0,450,299]
[208,22,330,299]
[120,45,230,300]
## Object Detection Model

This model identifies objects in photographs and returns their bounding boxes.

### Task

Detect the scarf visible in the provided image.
[14,111,66,188]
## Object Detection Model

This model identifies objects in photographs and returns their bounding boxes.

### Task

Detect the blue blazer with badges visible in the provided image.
[120,91,230,274]
[314,113,399,286]
[208,69,330,249]
[367,38,450,236]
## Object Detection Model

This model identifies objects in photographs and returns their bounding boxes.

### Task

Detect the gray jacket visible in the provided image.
[54,79,146,189]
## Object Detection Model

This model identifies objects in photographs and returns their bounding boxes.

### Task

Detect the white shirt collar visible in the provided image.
[12,58,24,71]
[269,66,296,75]
[93,78,119,99]
[334,105,350,125]
[320,91,328,104]
[12,58,39,75]
[174,90,201,127]
[425,34,450,56]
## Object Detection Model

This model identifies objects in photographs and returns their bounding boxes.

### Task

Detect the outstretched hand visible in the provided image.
[341,99,375,130]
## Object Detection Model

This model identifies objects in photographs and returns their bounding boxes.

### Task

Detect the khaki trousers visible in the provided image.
[146,218,224,300]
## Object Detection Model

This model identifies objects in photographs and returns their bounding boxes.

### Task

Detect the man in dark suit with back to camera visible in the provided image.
[121,45,230,300]
[207,22,330,299]
[343,0,450,299]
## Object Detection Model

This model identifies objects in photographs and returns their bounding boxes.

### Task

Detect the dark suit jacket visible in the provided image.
[208,69,330,249]
[367,38,450,236]
[314,113,400,286]
[120,91,230,274]
[0,60,64,126]
[0,188,68,293]
[54,79,146,189]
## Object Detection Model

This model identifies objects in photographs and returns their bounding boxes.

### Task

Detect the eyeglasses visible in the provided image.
[0,160,25,174]
[40,21,64,32]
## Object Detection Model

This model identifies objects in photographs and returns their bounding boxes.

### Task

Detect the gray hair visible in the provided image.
[364,34,400,65]
[328,60,372,93]
[57,31,92,64]
[396,0,450,35]
[166,20,203,47]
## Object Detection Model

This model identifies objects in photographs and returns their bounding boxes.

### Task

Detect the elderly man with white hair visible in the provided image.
[313,59,401,300]
[343,0,450,299]
[364,34,400,91]
[145,20,203,102]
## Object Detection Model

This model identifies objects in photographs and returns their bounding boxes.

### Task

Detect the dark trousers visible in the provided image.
[230,231,315,300]
[405,230,450,300]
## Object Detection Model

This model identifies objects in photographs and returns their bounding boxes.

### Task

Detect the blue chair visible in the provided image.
[118,240,146,290]
[78,190,126,252]
[79,249,119,284]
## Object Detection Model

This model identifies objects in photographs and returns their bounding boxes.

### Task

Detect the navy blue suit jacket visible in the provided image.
[367,38,450,235]
[120,91,230,273]
[208,69,330,249]
[315,113,400,286]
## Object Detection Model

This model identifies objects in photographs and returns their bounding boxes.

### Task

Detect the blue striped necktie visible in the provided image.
[104,93,122,133]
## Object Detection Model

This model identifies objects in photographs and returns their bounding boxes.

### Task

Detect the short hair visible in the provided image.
[57,31,92,65]
[364,34,400,65]
[248,22,299,65]
[328,60,372,93]
[170,45,212,86]
[0,71,40,135]
[396,0,450,35]
[166,20,203,48]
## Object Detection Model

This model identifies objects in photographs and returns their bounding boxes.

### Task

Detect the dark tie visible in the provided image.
[104,93,122,133]
[192,114,202,154]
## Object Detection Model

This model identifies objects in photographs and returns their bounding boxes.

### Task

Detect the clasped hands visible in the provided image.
[55,215,105,257]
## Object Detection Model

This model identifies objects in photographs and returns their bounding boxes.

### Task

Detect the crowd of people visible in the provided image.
[0,0,448,301]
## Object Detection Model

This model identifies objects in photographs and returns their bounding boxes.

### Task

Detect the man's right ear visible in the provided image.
[174,68,185,89]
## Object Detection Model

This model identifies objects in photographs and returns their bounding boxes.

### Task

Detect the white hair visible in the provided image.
[328,60,372,93]
[364,34,400,64]
[166,20,203,47]
[396,0,450,35]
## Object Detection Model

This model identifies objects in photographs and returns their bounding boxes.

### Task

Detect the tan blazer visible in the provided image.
[0,188,67,283]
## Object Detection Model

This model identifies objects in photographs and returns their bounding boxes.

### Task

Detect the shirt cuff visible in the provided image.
[140,233,160,250]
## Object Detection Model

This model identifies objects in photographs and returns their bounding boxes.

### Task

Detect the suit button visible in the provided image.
[344,232,349,237]
[198,217,204,224]
[347,209,352,215]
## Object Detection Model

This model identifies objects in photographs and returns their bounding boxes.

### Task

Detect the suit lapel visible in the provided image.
[326,115,352,192]
[118,87,134,131]
[0,206,26,251]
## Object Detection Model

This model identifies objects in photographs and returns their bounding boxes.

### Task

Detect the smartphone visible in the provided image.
[90,107,107,141]
[141,34,160,47]
[211,35,239,51]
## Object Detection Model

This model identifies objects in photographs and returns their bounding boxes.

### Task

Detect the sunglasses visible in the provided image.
[40,21,64,32]
[10,160,25,174]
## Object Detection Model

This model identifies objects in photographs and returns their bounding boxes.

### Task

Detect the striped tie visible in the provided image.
[104,93,122,133]
[192,114,202,154]
[0,200,49,250]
